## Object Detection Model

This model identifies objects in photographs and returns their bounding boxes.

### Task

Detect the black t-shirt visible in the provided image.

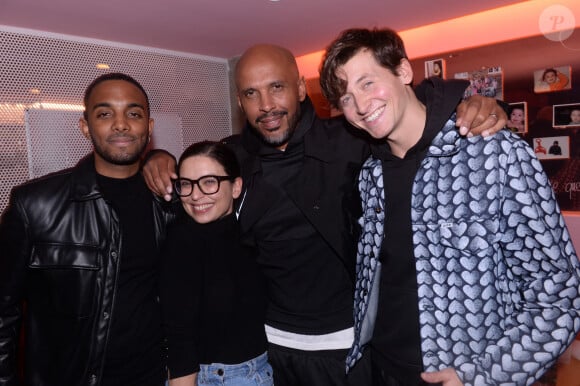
[370,82,457,384]
[97,173,165,386]
[371,148,424,385]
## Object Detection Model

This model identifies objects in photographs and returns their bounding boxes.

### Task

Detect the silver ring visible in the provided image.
[489,113,498,119]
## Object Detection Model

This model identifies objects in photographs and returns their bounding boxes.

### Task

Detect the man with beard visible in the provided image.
[0,73,176,386]
[143,44,506,385]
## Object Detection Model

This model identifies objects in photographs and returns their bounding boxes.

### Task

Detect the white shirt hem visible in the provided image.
[265,324,354,351]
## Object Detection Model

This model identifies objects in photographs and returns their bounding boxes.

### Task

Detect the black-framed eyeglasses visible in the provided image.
[173,175,235,196]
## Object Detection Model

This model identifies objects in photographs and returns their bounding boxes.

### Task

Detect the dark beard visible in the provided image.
[91,135,147,166]
[252,105,302,148]
[252,124,296,148]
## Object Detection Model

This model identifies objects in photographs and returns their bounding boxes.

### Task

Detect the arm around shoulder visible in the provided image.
[142,149,177,201]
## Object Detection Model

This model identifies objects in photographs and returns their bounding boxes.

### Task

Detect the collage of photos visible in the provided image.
[531,103,579,163]
[421,58,578,212]
[454,66,503,100]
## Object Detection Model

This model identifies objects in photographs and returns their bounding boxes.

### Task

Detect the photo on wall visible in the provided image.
[533,66,572,93]
[506,101,527,134]
[553,103,580,128]
[424,58,445,79]
[454,66,503,100]
[532,135,570,160]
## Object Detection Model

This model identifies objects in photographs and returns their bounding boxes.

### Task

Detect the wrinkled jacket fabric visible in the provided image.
[349,109,580,384]
[0,155,176,386]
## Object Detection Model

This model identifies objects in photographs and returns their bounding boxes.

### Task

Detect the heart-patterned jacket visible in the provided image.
[347,116,580,386]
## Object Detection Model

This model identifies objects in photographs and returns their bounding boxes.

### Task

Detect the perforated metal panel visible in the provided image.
[24,109,92,178]
[24,109,185,179]
[0,26,233,213]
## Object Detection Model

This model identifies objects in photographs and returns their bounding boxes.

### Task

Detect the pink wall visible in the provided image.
[564,213,580,255]
[296,0,580,79]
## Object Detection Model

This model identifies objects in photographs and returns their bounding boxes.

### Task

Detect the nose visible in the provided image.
[353,93,369,116]
[258,94,275,113]
[190,183,205,199]
[112,114,129,131]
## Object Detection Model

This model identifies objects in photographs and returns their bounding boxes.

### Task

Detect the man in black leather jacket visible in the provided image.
[0,73,176,386]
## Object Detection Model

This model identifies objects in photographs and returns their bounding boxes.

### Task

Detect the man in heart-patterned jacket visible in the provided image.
[319,28,580,386]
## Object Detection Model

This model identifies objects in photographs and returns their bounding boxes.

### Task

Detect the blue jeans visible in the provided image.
[197,352,274,386]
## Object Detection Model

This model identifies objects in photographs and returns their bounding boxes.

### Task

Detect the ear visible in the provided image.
[232,177,243,199]
[236,94,245,113]
[298,76,307,102]
[397,59,414,85]
[148,117,154,141]
[79,117,91,140]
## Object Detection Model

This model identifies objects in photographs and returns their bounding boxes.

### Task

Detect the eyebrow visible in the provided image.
[354,74,370,86]
[241,80,286,92]
[91,102,146,110]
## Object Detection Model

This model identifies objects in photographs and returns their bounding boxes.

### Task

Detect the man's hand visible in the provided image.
[456,95,507,138]
[142,151,177,202]
[421,368,463,386]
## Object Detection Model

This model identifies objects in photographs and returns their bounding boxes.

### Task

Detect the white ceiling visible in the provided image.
[0,0,525,59]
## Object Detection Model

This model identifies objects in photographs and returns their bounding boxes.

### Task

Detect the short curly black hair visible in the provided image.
[83,72,149,119]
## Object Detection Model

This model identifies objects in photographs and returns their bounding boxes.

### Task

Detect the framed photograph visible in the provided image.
[553,103,580,128]
[507,101,527,134]
[533,66,572,93]
[454,66,503,100]
[532,135,570,160]
[425,58,445,79]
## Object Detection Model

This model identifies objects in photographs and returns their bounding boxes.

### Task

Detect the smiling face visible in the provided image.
[570,109,580,124]
[336,49,425,156]
[543,70,557,84]
[80,79,152,178]
[432,62,442,76]
[510,108,524,124]
[235,45,306,150]
[178,155,242,224]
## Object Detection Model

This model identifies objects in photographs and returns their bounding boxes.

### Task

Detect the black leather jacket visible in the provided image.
[0,155,176,386]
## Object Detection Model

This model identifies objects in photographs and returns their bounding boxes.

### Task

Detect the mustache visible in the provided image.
[255,110,287,124]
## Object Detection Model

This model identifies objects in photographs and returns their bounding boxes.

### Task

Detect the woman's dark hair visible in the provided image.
[320,28,408,108]
[177,140,241,178]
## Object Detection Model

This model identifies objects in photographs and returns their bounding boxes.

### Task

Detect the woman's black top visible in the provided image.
[160,213,268,378]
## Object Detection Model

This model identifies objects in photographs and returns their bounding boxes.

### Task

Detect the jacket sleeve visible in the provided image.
[458,140,580,385]
[0,191,30,385]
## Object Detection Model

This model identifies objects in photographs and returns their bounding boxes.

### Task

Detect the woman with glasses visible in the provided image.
[160,141,273,386]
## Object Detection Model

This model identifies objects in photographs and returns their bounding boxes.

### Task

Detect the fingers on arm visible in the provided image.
[421,368,463,386]
[142,152,177,200]
[456,95,506,137]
